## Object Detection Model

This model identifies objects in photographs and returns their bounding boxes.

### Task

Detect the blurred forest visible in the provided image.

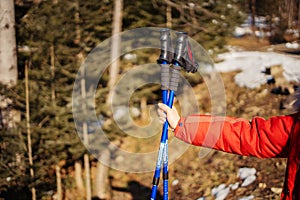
[0,0,300,200]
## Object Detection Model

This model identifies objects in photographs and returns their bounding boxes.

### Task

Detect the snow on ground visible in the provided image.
[197,167,258,200]
[214,51,300,88]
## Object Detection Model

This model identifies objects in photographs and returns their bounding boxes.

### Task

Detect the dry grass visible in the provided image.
[110,67,295,199]
[109,37,297,199]
[226,36,270,51]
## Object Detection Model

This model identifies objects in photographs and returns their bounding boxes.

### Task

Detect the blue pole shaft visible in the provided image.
[163,90,175,200]
[162,61,180,199]
[162,90,169,200]
[161,63,180,200]
[152,60,181,200]
[151,60,173,200]
[161,62,171,200]
[150,89,169,200]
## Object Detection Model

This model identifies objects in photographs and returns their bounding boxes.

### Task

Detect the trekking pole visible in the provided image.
[151,28,173,200]
[162,32,198,200]
[161,38,182,200]
[151,30,199,200]
[158,29,174,200]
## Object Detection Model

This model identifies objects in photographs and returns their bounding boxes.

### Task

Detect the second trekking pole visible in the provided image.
[150,29,183,200]
[150,29,199,200]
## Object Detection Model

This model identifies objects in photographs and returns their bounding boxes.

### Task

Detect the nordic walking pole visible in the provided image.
[151,28,173,200]
[151,30,199,200]
[161,31,198,199]
[162,46,181,200]
[159,30,172,200]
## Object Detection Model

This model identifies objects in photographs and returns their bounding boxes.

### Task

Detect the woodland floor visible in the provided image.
[108,36,298,200]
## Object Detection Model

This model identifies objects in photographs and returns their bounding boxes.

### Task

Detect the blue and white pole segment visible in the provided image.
[151,28,182,200]
[150,62,180,200]
[150,59,170,200]
[151,29,197,199]
[162,61,180,200]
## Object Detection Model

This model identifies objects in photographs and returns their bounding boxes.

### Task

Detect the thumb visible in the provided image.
[158,103,171,113]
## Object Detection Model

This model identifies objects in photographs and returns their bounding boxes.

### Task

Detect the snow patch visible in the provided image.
[214,51,300,88]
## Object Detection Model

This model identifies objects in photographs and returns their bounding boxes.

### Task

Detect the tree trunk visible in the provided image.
[298,0,300,31]
[74,1,92,197]
[50,45,56,102]
[75,161,85,193]
[94,149,111,199]
[79,54,92,200]
[106,0,123,105]
[288,0,294,29]
[0,0,17,86]
[50,45,64,200]
[102,1,123,196]
[74,0,81,45]
[188,3,198,35]
[84,154,92,200]
[166,2,172,28]
[25,61,36,200]
[249,0,256,34]
[55,165,63,200]
[140,96,148,122]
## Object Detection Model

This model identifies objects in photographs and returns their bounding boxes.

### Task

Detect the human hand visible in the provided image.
[157,103,180,130]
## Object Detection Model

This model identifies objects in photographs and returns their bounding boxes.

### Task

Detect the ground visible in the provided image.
[108,36,298,200]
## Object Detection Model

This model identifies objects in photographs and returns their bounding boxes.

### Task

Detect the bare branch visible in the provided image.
[163,0,221,19]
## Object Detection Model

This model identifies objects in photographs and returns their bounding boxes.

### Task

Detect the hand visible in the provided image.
[157,103,180,130]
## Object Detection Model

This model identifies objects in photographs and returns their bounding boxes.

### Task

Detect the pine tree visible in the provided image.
[2,0,276,198]
[10,1,87,198]
[0,0,18,86]
[12,0,116,198]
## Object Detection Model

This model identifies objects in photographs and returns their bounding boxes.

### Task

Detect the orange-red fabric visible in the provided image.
[174,112,300,199]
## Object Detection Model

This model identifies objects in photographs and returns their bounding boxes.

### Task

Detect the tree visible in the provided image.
[2,0,265,199]
[254,0,300,43]
[24,61,36,200]
[106,0,123,105]
[10,1,87,198]
[0,1,23,199]
[0,0,18,86]
[148,0,245,50]
[14,0,113,198]
[249,0,256,33]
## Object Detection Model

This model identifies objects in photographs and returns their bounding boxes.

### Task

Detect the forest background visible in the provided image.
[0,0,300,199]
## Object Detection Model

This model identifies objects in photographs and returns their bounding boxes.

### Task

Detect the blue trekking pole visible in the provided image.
[150,28,174,200]
[150,29,198,200]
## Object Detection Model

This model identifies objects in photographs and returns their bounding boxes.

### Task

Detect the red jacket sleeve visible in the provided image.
[173,114,294,158]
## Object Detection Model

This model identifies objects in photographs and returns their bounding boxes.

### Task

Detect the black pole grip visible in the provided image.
[173,32,199,73]
[157,28,173,64]
[173,32,187,67]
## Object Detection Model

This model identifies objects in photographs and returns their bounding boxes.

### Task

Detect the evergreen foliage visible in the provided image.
[0,0,298,198]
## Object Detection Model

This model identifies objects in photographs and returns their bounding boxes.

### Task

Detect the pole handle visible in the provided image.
[157,28,173,64]
[173,32,198,73]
